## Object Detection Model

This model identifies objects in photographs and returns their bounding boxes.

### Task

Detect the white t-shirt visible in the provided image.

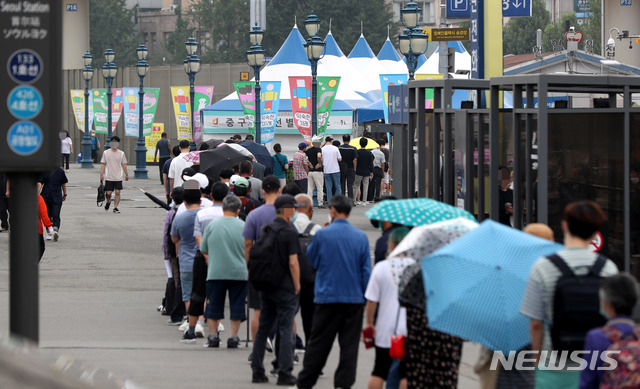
[176,197,213,216]
[364,259,407,348]
[168,153,193,188]
[193,205,223,237]
[321,144,341,174]
[61,138,72,154]
[100,149,127,181]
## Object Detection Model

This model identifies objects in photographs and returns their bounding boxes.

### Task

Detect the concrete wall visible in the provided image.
[604,0,640,67]
[62,0,90,70]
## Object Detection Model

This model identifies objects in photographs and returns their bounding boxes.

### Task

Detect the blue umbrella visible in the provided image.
[422,220,563,354]
[364,198,476,226]
[238,140,274,173]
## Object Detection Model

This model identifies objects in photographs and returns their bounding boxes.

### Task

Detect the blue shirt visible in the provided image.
[306,218,371,304]
[272,154,288,179]
[242,204,276,241]
[170,208,199,270]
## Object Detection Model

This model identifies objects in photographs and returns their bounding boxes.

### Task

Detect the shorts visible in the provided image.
[248,282,261,310]
[383,171,390,184]
[205,280,248,320]
[187,251,207,317]
[104,180,123,191]
[372,346,406,380]
[180,271,193,302]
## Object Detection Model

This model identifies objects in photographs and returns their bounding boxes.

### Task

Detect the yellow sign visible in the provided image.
[146,123,164,162]
[240,72,249,81]
[170,87,192,141]
[424,28,470,41]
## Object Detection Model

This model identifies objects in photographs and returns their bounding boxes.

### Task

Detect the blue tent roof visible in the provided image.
[324,32,345,57]
[348,34,376,59]
[268,25,309,66]
[402,54,427,68]
[357,99,385,123]
[432,41,468,54]
[377,38,402,62]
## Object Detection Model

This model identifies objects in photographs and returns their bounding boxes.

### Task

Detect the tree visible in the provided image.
[164,6,195,64]
[542,12,578,52]
[583,0,601,55]
[502,0,550,55]
[89,0,138,66]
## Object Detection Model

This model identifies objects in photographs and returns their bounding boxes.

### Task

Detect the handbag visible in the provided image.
[389,306,406,360]
[97,180,105,207]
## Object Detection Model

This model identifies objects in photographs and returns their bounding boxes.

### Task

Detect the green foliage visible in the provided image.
[193,0,249,63]
[502,0,550,55]
[583,0,601,55]
[542,12,577,52]
[89,0,138,66]
[164,6,195,64]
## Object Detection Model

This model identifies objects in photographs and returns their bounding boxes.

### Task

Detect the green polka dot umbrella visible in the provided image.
[364,198,476,226]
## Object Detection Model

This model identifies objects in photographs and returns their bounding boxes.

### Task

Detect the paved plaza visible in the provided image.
[0,163,480,388]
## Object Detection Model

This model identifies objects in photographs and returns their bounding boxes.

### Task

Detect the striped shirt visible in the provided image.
[292,150,309,181]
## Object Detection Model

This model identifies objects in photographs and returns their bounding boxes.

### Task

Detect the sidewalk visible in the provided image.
[0,162,479,388]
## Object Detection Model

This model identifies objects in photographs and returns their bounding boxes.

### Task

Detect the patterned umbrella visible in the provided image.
[182,150,203,164]
[422,220,563,354]
[351,137,379,150]
[389,217,478,259]
[364,198,476,227]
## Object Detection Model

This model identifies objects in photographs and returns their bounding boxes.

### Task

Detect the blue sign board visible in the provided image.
[66,4,78,11]
[447,0,471,18]
[470,0,484,79]
[7,121,43,156]
[447,0,531,18]
[7,85,43,120]
[388,85,409,125]
[7,49,43,84]
[621,0,632,5]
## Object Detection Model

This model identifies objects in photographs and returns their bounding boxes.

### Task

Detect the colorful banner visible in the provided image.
[171,86,192,141]
[316,76,340,138]
[92,88,123,135]
[379,74,408,123]
[193,86,214,143]
[122,87,161,137]
[146,123,164,162]
[234,81,256,136]
[288,76,312,141]
[415,74,444,108]
[70,89,93,132]
[260,81,281,144]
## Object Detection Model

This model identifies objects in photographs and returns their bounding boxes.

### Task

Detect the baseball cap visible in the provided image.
[298,142,308,149]
[230,174,241,186]
[275,194,304,209]
[231,134,242,140]
[184,173,209,189]
[234,176,249,189]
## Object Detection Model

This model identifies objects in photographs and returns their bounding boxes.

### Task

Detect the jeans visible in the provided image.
[340,165,356,200]
[386,359,401,389]
[307,172,324,206]
[251,286,298,379]
[354,174,371,202]
[324,172,341,202]
[44,200,62,230]
[294,179,308,194]
[297,303,364,389]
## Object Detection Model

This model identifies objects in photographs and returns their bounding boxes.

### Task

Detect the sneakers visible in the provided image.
[269,368,279,377]
[294,354,300,365]
[105,201,110,211]
[265,337,274,353]
[167,318,183,326]
[45,233,53,241]
[181,331,197,344]
[113,207,120,214]
[252,372,269,383]
[53,227,59,242]
[227,336,240,349]
[204,334,220,348]
[178,320,189,332]
[218,322,225,332]
[195,323,205,338]
[157,304,164,312]
[295,334,305,353]
[276,374,297,386]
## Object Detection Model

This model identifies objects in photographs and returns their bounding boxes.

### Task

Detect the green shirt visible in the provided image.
[200,216,247,281]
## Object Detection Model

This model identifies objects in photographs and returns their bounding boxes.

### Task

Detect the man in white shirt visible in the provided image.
[99,136,128,214]
[321,136,342,202]
[168,140,193,196]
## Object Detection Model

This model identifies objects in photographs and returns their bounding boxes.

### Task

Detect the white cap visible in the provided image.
[183,173,209,189]
[230,174,241,186]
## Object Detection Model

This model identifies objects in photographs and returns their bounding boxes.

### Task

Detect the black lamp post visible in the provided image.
[80,51,94,168]
[134,43,149,179]
[184,35,201,150]
[303,10,325,138]
[102,47,117,149]
[247,25,265,144]
[398,2,428,80]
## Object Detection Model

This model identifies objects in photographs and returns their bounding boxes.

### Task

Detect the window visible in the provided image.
[392,0,435,25]
[151,32,156,52]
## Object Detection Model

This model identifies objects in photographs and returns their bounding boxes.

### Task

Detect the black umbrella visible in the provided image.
[139,188,171,210]
[238,140,274,172]
[200,147,252,181]
[205,138,225,149]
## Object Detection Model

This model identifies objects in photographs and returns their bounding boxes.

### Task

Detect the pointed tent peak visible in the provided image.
[378,38,402,62]
[348,34,375,59]
[324,32,345,57]
[267,25,309,67]
[433,41,468,54]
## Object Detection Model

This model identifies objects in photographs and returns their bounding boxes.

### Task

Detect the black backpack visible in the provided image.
[548,254,608,352]
[165,210,178,259]
[238,198,258,221]
[248,222,288,291]
[97,180,105,207]
[298,223,316,285]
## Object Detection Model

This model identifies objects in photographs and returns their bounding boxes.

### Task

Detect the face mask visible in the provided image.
[632,177,639,185]
[599,304,610,320]
[91,133,95,137]
[290,212,298,224]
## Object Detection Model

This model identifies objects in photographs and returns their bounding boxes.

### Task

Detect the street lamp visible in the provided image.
[134,43,149,179]
[247,24,265,144]
[80,51,94,168]
[303,10,325,137]
[398,2,427,80]
[102,47,117,149]
[184,35,201,150]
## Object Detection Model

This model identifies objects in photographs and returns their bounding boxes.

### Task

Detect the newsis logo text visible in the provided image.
[490,350,621,371]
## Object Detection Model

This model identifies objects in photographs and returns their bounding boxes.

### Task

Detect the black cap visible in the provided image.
[275,194,304,209]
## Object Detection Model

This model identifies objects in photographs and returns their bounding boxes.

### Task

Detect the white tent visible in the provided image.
[377,37,408,75]
[347,34,390,90]
[416,41,471,76]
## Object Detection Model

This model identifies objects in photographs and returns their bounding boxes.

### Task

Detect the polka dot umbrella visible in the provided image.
[364,198,476,227]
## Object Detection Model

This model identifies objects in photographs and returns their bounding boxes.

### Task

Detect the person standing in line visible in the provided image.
[61,130,73,172]
[239,161,263,203]
[354,138,374,205]
[272,143,289,188]
[371,144,386,201]
[379,138,391,196]
[292,142,310,194]
[90,130,101,164]
[163,146,181,205]
[0,172,9,232]
[321,136,342,202]
[39,168,68,242]
[251,194,301,386]
[168,140,193,196]
[297,195,371,389]
[154,132,172,185]
[99,136,129,214]
[339,135,358,203]
[306,137,324,208]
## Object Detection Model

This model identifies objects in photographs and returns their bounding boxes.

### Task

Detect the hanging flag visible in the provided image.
[234,81,256,135]
[92,89,108,135]
[142,88,160,137]
[111,88,124,134]
[316,76,340,138]
[260,81,281,144]
[193,86,214,143]
[171,86,192,141]
[379,74,408,123]
[289,76,312,141]
[122,87,139,137]
[70,89,93,132]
